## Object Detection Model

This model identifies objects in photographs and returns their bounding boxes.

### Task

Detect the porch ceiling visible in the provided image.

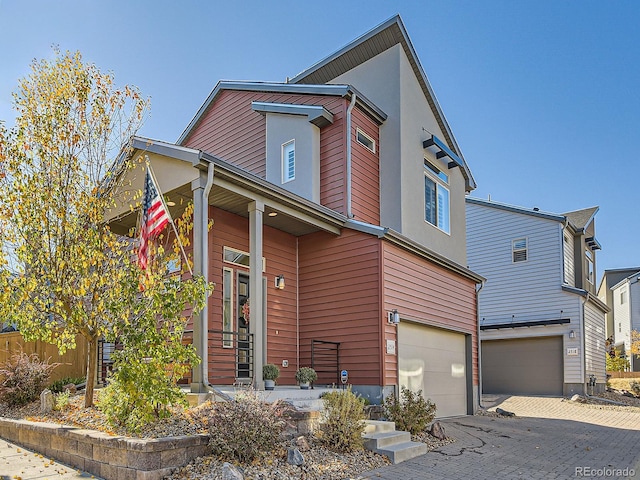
[109,175,343,238]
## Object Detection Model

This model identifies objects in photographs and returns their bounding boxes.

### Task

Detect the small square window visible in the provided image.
[356,129,375,153]
[512,238,528,263]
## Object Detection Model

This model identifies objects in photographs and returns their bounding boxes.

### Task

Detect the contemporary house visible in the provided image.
[107,16,483,417]
[466,198,609,396]
[601,268,640,370]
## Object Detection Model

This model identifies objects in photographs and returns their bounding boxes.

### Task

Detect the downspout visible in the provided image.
[346,93,356,218]
[201,161,214,386]
[476,280,485,408]
[579,294,588,395]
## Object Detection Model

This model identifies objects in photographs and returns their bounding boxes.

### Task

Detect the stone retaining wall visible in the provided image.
[0,418,209,480]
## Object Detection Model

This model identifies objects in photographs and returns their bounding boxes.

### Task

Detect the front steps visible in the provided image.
[363,420,428,464]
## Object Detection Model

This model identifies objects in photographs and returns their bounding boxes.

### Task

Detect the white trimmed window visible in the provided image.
[282,140,295,183]
[424,159,450,234]
[223,246,266,272]
[586,249,594,284]
[512,238,528,263]
[356,129,375,153]
[621,288,627,305]
[222,268,233,347]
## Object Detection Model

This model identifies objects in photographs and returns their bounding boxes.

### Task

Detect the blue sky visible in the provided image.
[1,1,638,277]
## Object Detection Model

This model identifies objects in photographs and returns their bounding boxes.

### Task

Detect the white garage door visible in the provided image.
[398,323,467,418]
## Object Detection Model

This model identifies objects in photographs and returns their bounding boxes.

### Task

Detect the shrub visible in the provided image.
[383,386,436,435]
[204,390,287,462]
[295,367,317,384]
[54,390,71,411]
[317,387,366,452]
[606,354,629,372]
[630,381,640,397]
[0,351,58,406]
[263,363,280,381]
[49,376,85,394]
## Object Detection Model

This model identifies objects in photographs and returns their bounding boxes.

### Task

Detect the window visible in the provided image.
[282,140,295,183]
[512,238,528,263]
[424,161,450,234]
[585,250,594,284]
[621,289,627,305]
[356,129,375,152]
[222,268,233,347]
[223,246,266,272]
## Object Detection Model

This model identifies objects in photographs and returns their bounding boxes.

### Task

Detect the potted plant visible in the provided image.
[263,363,280,390]
[295,367,317,389]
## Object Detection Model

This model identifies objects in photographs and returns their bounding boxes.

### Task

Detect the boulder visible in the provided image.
[429,421,447,440]
[40,389,54,413]
[496,407,515,417]
[287,447,305,466]
[63,383,77,395]
[296,435,310,451]
[222,462,244,480]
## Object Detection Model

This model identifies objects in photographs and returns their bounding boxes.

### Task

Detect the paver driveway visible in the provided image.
[362,395,640,480]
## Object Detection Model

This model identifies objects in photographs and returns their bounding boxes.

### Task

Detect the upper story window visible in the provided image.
[424,159,450,234]
[585,249,594,284]
[282,140,295,183]
[620,288,627,305]
[356,129,375,153]
[512,238,528,263]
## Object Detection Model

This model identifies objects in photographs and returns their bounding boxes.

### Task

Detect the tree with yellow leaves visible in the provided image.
[0,49,210,409]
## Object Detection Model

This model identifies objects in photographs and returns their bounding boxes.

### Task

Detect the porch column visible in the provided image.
[249,200,264,390]
[190,171,209,393]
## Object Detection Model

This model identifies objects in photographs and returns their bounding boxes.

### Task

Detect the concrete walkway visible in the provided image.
[361,395,640,479]
[0,440,98,479]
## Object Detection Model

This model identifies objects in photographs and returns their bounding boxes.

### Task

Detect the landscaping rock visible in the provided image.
[496,407,515,417]
[429,421,447,440]
[287,447,305,466]
[570,394,586,403]
[63,383,77,395]
[222,462,244,480]
[40,389,54,413]
[296,435,310,451]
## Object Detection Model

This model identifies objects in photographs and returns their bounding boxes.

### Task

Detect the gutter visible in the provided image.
[200,160,214,386]
[346,93,356,218]
[476,280,485,409]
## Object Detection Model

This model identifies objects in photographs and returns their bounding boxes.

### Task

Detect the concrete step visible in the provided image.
[374,440,428,464]
[363,431,411,450]
[287,398,324,410]
[363,420,395,435]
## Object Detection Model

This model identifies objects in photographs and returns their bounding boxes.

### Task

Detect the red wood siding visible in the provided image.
[382,242,479,386]
[207,207,299,385]
[351,108,380,225]
[298,230,382,386]
[319,101,347,214]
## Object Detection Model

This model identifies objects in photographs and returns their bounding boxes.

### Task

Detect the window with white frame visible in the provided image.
[585,249,594,284]
[621,288,628,305]
[282,140,295,183]
[512,238,528,263]
[222,268,233,347]
[424,159,450,234]
[356,129,375,153]
[223,246,266,272]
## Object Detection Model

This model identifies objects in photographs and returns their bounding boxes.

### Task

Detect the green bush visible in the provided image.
[0,351,58,406]
[54,390,71,411]
[49,376,85,394]
[383,386,436,435]
[203,390,287,462]
[317,387,366,452]
[606,354,630,372]
[630,381,640,397]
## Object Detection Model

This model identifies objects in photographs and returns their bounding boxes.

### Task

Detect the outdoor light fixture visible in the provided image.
[388,309,400,325]
[268,212,278,217]
[275,275,285,290]
[569,330,576,339]
[166,200,176,207]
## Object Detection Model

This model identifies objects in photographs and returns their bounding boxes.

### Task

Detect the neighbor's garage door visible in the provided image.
[398,323,468,418]
[482,336,563,395]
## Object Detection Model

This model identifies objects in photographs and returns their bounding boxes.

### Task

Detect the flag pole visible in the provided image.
[145,157,194,277]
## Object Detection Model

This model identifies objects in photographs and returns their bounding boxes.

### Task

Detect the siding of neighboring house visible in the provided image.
[381,242,478,387]
[208,207,299,385]
[298,230,382,386]
[350,108,380,225]
[584,300,606,382]
[563,230,575,286]
[613,282,632,353]
[467,204,566,323]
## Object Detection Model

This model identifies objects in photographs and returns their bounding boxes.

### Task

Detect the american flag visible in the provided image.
[138,168,169,270]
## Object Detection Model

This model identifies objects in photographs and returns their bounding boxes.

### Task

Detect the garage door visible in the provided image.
[482,337,563,395]
[398,323,468,418]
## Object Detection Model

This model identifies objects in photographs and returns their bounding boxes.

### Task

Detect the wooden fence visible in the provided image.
[0,332,87,382]
[606,371,640,379]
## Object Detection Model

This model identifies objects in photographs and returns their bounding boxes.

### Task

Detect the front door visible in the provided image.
[237,273,251,379]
